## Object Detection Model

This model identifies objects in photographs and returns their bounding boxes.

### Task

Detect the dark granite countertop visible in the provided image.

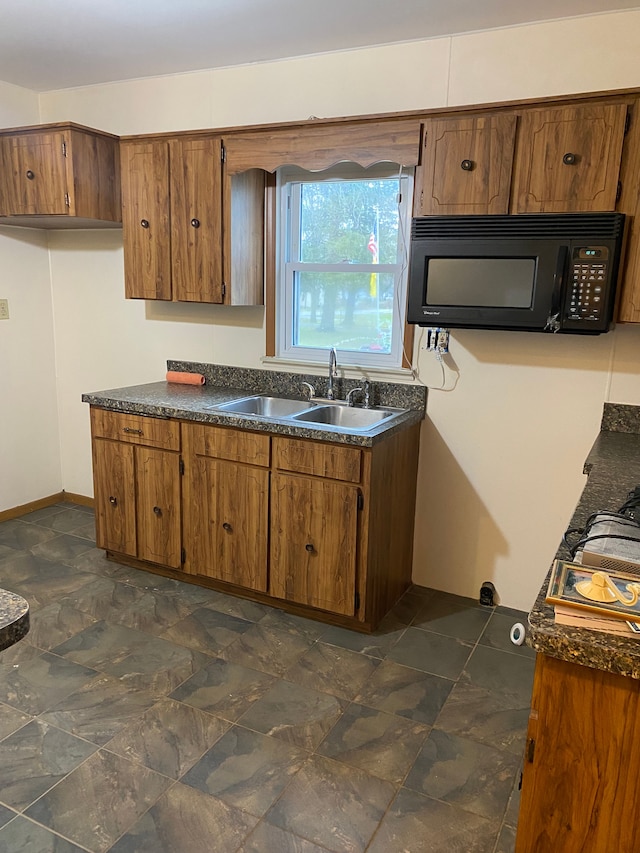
[528,403,640,678]
[0,589,29,652]
[82,361,426,448]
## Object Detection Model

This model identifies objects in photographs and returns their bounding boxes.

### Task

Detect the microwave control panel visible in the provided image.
[564,246,611,325]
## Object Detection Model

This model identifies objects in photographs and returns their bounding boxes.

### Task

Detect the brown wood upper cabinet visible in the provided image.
[512,103,627,213]
[120,134,264,304]
[415,115,517,215]
[0,123,121,227]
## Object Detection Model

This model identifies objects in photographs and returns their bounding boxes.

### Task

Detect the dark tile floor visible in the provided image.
[0,503,534,853]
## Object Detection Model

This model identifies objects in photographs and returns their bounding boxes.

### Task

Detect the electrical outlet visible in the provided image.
[0,299,9,320]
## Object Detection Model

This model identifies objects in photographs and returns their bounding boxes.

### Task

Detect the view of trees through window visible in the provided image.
[290,177,405,355]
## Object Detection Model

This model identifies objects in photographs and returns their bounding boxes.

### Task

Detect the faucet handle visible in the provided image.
[363,380,373,408]
[346,387,363,407]
[300,382,316,400]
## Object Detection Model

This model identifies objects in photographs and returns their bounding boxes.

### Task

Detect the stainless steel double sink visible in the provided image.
[206,395,406,432]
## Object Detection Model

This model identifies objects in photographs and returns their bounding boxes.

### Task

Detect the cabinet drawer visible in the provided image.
[273,437,362,483]
[187,423,270,466]
[90,407,180,451]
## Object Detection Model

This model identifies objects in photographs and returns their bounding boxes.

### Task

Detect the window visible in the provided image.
[275,163,413,370]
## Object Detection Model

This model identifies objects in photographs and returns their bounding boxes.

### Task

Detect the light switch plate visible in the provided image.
[0,299,9,320]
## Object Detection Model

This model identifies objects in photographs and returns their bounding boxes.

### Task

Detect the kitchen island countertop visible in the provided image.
[0,588,29,652]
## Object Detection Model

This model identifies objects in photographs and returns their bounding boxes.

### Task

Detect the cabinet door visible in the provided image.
[191,457,268,590]
[415,115,516,215]
[0,132,68,215]
[135,446,182,569]
[512,104,627,213]
[270,472,358,615]
[169,137,224,303]
[120,140,171,300]
[92,439,136,556]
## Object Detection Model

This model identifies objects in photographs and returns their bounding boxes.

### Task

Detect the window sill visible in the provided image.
[261,355,417,383]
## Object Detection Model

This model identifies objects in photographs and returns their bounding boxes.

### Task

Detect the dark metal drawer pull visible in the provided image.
[26,169,35,180]
[140,219,149,228]
[191,218,200,228]
[153,506,162,516]
[123,427,143,435]
[222,522,232,532]
[562,152,577,165]
[305,543,315,553]
[109,496,118,507]
[460,159,475,171]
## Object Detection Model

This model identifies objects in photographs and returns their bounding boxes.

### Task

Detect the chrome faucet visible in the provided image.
[327,347,338,400]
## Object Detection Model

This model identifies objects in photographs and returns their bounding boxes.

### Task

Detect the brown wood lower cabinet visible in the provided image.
[90,407,421,630]
[90,408,182,569]
[516,653,640,853]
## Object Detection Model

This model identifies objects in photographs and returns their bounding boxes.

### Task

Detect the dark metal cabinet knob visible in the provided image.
[460,159,475,171]
[140,219,149,228]
[109,496,118,507]
[562,153,577,165]
[222,522,232,532]
[153,506,162,516]
[26,169,35,180]
[191,218,200,228]
[305,543,315,553]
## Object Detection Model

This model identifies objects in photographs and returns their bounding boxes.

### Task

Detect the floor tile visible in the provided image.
[318,616,405,659]
[0,638,43,667]
[182,726,307,817]
[170,657,274,721]
[238,679,346,750]
[0,720,97,811]
[206,592,271,623]
[25,749,172,853]
[221,624,313,677]
[40,675,158,746]
[0,815,88,853]
[435,645,535,755]
[162,607,252,656]
[104,698,229,779]
[479,611,536,658]
[367,787,500,853]
[0,806,14,830]
[25,603,96,651]
[0,520,57,553]
[108,782,258,853]
[495,822,517,853]
[1,560,96,610]
[387,591,431,625]
[51,621,154,671]
[100,635,210,697]
[0,652,98,716]
[387,628,473,679]
[354,659,454,726]
[29,534,95,566]
[257,607,326,642]
[404,728,521,820]
[0,703,31,742]
[238,820,328,853]
[108,590,198,635]
[317,703,430,784]
[55,577,145,621]
[266,754,395,853]
[412,595,491,643]
[33,508,95,536]
[17,505,69,525]
[284,642,380,701]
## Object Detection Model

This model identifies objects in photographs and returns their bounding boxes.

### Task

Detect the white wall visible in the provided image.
[0,82,62,512]
[6,8,639,609]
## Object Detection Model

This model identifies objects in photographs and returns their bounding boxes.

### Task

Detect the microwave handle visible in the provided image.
[545,245,569,333]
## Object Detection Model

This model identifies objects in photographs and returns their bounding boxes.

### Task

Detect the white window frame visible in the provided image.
[275,163,413,370]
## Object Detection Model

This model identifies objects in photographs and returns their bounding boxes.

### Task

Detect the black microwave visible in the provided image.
[406,213,626,334]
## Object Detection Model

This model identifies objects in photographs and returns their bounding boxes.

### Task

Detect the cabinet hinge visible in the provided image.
[616,181,622,203]
[221,143,226,163]
[526,737,536,763]
[181,547,186,564]
[179,458,185,475]
[354,591,361,612]
[625,112,631,135]
[221,282,227,298]
[62,140,67,157]
[357,492,364,511]
[64,192,70,207]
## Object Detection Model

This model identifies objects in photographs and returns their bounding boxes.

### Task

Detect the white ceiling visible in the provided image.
[1,0,639,92]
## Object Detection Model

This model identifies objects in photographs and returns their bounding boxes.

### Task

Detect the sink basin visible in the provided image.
[210,395,314,418]
[292,405,397,430]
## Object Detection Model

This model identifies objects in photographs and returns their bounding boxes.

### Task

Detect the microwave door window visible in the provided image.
[425,258,536,308]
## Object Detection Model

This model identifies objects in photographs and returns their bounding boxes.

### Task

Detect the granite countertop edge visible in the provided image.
[0,589,30,652]
[82,379,425,447]
[528,404,640,679]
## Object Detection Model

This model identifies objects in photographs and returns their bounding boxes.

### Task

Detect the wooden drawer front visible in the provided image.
[273,437,362,483]
[188,423,270,466]
[90,407,180,450]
